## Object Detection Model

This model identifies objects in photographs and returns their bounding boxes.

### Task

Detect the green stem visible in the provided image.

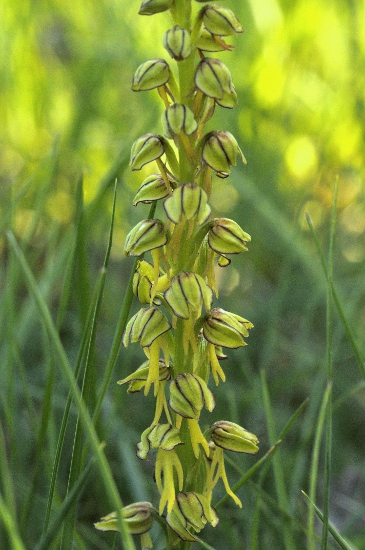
[175,0,196,183]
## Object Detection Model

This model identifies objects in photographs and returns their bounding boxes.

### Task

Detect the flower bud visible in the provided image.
[148,423,184,451]
[118,359,170,393]
[166,492,218,540]
[133,174,172,205]
[200,5,243,36]
[201,130,246,178]
[208,218,251,255]
[216,86,237,108]
[94,502,154,534]
[123,219,167,256]
[163,183,211,225]
[131,59,170,91]
[122,306,171,348]
[139,0,172,15]
[195,58,234,100]
[162,104,198,138]
[169,373,215,419]
[196,28,229,52]
[130,134,166,171]
[163,26,191,61]
[202,308,253,348]
[211,421,259,454]
[164,272,213,319]
[133,260,155,303]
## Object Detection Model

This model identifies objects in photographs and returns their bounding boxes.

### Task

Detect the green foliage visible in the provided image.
[1,0,365,548]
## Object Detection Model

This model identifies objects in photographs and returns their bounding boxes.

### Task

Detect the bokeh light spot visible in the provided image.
[285,135,318,182]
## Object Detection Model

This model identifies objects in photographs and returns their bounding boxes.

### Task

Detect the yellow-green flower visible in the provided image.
[94,501,154,534]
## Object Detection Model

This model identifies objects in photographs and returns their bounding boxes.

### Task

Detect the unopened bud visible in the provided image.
[164,272,213,319]
[131,59,170,91]
[163,26,191,61]
[169,373,215,419]
[208,218,251,255]
[195,58,234,100]
[122,306,171,348]
[211,421,259,454]
[149,424,183,451]
[94,501,154,534]
[202,308,253,348]
[163,104,197,138]
[137,424,183,459]
[130,134,166,171]
[200,4,243,36]
[133,260,155,303]
[124,219,167,257]
[133,174,172,205]
[196,28,229,52]
[201,130,246,178]
[163,183,211,225]
[166,492,218,540]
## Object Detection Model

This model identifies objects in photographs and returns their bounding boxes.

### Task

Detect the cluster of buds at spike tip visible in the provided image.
[98,0,262,545]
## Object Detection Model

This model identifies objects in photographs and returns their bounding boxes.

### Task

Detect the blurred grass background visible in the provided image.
[1,0,365,548]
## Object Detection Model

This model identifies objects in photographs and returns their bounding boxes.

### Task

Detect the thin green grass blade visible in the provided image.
[43,176,96,535]
[19,331,55,537]
[302,492,359,550]
[239,174,327,287]
[55,174,85,329]
[0,423,17,525]
[260,369,296,550]
[73,176,91,328]
[306,213,365,379]
[321,181,338,550]
[92,201,157,425]
[249,483,338,550]
[42,272,103,535]
[307,382,332,550]
[0,494,26,550]
[6,231,136,550]
[60,182,118,549]
[250,397,309,548]
[195,536,217,550]
[333,381,365,411]
[35,458,96,550]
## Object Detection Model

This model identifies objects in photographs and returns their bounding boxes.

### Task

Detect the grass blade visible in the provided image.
[260,369,296,550]
[306,213,365,380]
[321,181,338,550]
[36,458,96,550]
[302,492,359,550]
[307,382,332,550]
[6,230,136,550]
[92,201,157,425]
[61,182,118,549]
[0,494,26,550]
